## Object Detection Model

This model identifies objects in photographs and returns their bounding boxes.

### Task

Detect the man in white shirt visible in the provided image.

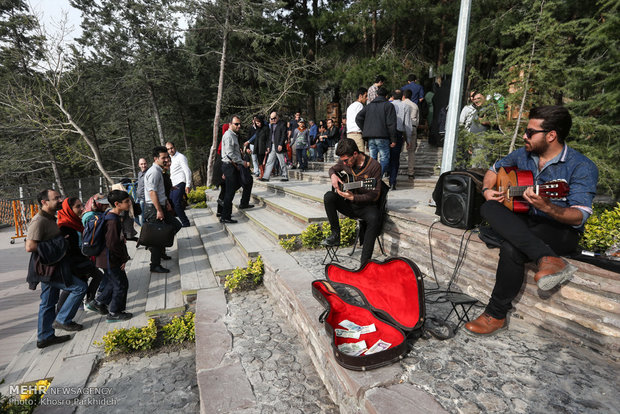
[166,141,192,227]
[389,90,412,190]
[346,87,367,153]
[402,89,420,183]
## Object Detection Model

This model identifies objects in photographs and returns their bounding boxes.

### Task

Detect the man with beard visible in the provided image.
[464,106,598,336]
[26,189,88,348]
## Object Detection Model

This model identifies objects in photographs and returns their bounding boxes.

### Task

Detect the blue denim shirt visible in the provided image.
[491,145,598,230]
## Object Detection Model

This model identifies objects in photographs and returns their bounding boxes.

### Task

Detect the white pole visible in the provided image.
[99,177,103,194]
[440,0,472,174]
[19,187,23,200]
[78,179,82,201]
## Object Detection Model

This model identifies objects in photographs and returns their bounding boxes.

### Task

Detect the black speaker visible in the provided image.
[440,174,478,229]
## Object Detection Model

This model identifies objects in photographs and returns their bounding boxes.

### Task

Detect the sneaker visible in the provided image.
[534,257,577,290]
[320,233,340,247]
[37,334,72,349]
[86,300,109,315]
[280,178,289,182]
[150,265,170,273]
[52,320,84,332]
[106,312,133,323]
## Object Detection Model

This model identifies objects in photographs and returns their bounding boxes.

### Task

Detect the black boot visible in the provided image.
[321,232,340,247]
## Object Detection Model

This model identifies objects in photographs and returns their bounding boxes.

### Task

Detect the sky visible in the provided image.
[31,0,83,40]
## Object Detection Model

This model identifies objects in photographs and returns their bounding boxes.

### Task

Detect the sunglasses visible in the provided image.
[524,128,550,139]
[232,122,241,126]
[270,117,277,120]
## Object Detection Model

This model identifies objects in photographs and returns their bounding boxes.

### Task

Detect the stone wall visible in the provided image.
[380,210,620,357]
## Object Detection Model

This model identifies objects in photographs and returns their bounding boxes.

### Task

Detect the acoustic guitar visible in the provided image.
[496,167,569,213]
[334,171,376,192]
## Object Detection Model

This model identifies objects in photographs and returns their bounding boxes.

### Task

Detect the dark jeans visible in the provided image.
[323,191,381,264]
[144,204,182,267]
[316,140,328,161]
[221,162,240,220]
[388,132,404,186]
[96,267,128,314]
[481,201,580,319]
[170,182,190,227]
[57,261,103,312]
[296,148,308,170]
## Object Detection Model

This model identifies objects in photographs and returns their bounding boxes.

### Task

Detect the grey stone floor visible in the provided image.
[75,347,199,413]
[224,286,339,414]
[292,248,620,414]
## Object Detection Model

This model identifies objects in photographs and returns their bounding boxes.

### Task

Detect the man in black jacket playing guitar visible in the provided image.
[465,106,598,336]
[321,138,384,265]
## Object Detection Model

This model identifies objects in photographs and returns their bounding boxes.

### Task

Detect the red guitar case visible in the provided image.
[311,257,425,371]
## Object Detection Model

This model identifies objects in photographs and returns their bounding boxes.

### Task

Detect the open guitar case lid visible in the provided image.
[311,257,426,371]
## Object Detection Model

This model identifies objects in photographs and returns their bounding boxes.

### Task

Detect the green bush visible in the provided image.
[187,186,208,204]
[279,236,299,251]
[225,256,264,292]
[161,312,195,344]
[581,203,620,253]
[322,217,357,246]
[300,223,323,248]
[95,319,158,356]
[191,201,207,209]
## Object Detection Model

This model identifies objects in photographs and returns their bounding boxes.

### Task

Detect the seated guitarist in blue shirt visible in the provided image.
[321,138,384,265]
[465,105,598,336]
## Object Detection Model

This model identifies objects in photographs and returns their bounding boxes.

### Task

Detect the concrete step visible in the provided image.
[204,201,278,259]
[144,239,185,318]
[191,208,248,277]
[176,224,219,303]
[241,204,307,240]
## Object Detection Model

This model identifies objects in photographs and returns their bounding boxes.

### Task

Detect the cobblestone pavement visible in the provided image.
[291,249,620,414]
[75,347,199,413]
[224,286,339,414]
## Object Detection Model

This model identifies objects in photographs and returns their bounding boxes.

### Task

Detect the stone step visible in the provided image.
[144,239,185,318]
[176,224,219,303]
[204,202,278,259]
[242,189,327,224]
[191,208,248,277]
[240,204,307,240]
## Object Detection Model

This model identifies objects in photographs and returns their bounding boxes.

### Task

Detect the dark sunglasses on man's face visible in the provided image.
[270,117,277,120]
[232,122,241,126]
[524,128,550,139]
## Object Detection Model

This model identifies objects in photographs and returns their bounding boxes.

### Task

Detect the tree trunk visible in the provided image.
[174,87,190,151]
[363,19,368,56]
[509,0,546,153]
[45,139,65,197]
[437,14,446,68]
[206,9,230,187]
[371,9,377,57]
[55,90,114,185]
[146,81,165,146]
[127,117,137,177]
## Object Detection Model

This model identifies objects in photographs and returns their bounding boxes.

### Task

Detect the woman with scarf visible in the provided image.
[56,197,103,313]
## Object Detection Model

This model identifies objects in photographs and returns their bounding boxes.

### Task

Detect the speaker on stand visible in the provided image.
[440,174,480,229]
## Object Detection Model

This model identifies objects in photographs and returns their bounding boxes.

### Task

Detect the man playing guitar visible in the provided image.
[321,138,383,264]
[465,105,599,336]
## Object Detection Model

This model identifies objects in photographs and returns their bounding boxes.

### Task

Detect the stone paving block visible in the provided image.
[195,321,231,372]
[364,383,448,414]
[196,289,227,323]
[197,362,255,414]
[37,353,99,413]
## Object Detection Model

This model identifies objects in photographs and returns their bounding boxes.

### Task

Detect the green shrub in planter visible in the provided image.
[322,218,357,246]
[187,186,208,204]
[225,256,264,292]
[162,312,195,344]
[191,201,207,209]
[95,319,158,355]
[279,236,299,251]
[581,203,620,253]
[300,223,323,248]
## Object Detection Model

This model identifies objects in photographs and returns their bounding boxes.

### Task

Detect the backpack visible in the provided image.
[81,211,114,257]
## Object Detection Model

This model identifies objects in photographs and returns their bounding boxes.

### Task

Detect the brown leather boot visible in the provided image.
[534,256,577,291]
[464,313,507,336]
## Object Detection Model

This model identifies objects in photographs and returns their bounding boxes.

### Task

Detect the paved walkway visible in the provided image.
[0,226,39,373]
[223,286,338,413]
[74,346,199,413]
[289,248,620,414]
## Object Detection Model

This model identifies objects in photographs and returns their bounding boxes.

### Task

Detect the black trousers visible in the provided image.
[144,204,182,267]
[170,182,190,227]
[221,163,240,220]
[323,191,381,264]
[481,200,580,319]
